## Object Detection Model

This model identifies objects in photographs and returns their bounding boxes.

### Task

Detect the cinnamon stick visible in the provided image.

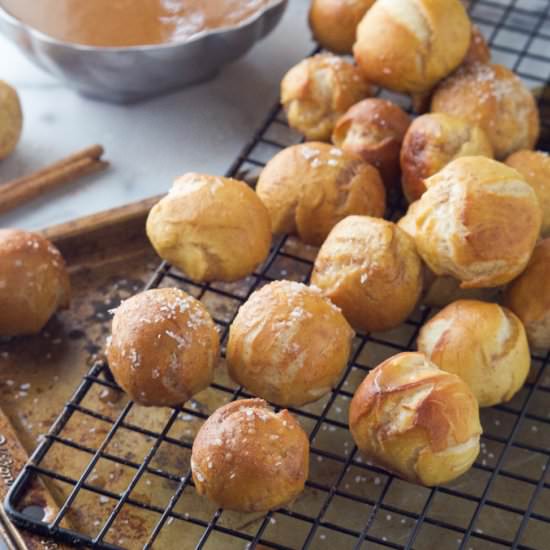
[0,145,108,215]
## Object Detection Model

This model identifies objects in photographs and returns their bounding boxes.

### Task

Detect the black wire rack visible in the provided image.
[4,0,550,548]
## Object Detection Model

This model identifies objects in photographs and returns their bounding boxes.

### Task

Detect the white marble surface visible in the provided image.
[0,0,313,230]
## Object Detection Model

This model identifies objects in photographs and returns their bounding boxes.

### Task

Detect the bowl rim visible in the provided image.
[0,0,287,52]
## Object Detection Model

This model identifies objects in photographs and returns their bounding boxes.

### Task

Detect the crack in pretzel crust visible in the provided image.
[349,352,481,486]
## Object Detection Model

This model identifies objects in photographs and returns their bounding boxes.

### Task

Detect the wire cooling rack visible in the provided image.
[4,0,550,548]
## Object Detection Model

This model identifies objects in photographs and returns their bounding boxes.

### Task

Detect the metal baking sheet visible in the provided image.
[1,0,550,547]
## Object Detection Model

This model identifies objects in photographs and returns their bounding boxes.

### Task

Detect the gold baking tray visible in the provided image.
[1,169,550,549]
[0,197,160,549]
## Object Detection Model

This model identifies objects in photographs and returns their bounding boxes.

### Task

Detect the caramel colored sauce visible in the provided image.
[0,0,272,47]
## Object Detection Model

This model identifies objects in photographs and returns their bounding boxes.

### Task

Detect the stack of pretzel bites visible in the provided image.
[5,0,548,514]
[107,0,549,509]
